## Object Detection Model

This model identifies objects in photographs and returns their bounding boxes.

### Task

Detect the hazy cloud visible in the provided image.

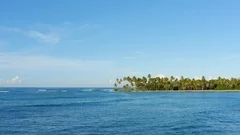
[0,26,21,33]
[123,51,143,60]
[155,74,166,78]
[0,23,101,46]
[0,76,22,85]
[135,51,142,54]
[223,55,239,60]
[109,79,113,84]
[124,56,136,59]
[76,24,90,30]
[0,53,113,70]
[0,26,60,44]
[27,31,60,44]
[0,41,6,50]
[10,76,22,84]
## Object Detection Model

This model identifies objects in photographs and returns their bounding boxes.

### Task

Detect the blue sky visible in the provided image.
[0,0,240,87]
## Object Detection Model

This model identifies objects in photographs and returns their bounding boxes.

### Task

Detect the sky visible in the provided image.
[0,0,240,87]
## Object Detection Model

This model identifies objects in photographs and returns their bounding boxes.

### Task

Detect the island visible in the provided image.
[114,74,240,92]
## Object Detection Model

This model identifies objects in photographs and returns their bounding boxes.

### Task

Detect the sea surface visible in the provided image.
[0,88,240,135]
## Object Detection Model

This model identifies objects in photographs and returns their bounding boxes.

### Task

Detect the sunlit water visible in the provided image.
[1,88,240,135]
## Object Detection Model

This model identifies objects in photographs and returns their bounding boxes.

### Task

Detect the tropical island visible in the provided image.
[114,74,240,92]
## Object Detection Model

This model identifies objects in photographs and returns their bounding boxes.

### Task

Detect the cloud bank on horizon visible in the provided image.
[1,0,240,86]
[0,76,22,85]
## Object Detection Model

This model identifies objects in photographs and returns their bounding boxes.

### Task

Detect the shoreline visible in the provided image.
[127,90,240,93]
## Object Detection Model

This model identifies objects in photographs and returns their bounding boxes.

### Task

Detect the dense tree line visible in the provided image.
[114,74,240,92]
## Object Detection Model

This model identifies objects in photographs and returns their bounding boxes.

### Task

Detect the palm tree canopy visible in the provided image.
[114,74,240,92]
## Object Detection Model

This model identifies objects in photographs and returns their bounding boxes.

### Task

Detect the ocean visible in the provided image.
[0,88,240,135]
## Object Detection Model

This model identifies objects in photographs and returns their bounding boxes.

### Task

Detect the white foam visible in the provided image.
[103,89,114,92]
[0,90,9,93]
[61,90,67,92]
[38,89,47,92]
[82,89,93,92]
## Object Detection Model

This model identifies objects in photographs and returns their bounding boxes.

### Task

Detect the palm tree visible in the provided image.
[120,79,123,84]
[142,76,147,84]
[148,74,151,79]
[201,76,206,90]
[116,78,119,84]
[114,83,118,91]
[122,85,127,92]
[116,75,240,91]
[133,76,137,82]
[170,76,175,82]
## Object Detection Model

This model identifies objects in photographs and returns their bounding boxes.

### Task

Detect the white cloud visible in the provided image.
[124,56,136,59]
[0,52,113,70]
[0,76,22,85]
[123,51,142,60]
[0,26,60,44]
[26,31,60,44]
[10,76,22,84]
[175,76,180,79]
[109,79,113,84]
[193,76,201,80]
[0,23,99,46]
[155,74,166,78]
[185,76,218,80]
[207,76,217,80]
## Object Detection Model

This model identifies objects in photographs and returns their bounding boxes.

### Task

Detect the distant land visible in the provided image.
[114,74,240,92]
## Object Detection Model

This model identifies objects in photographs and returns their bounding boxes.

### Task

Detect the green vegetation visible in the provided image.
[114,74,240,92]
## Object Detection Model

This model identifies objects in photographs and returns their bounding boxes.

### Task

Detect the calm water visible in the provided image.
[0,88,240,135]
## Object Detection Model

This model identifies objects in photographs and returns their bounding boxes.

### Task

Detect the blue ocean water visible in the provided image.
[0,88,240,135]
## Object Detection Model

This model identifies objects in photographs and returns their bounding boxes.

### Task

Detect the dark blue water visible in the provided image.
[1,88,240,135]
